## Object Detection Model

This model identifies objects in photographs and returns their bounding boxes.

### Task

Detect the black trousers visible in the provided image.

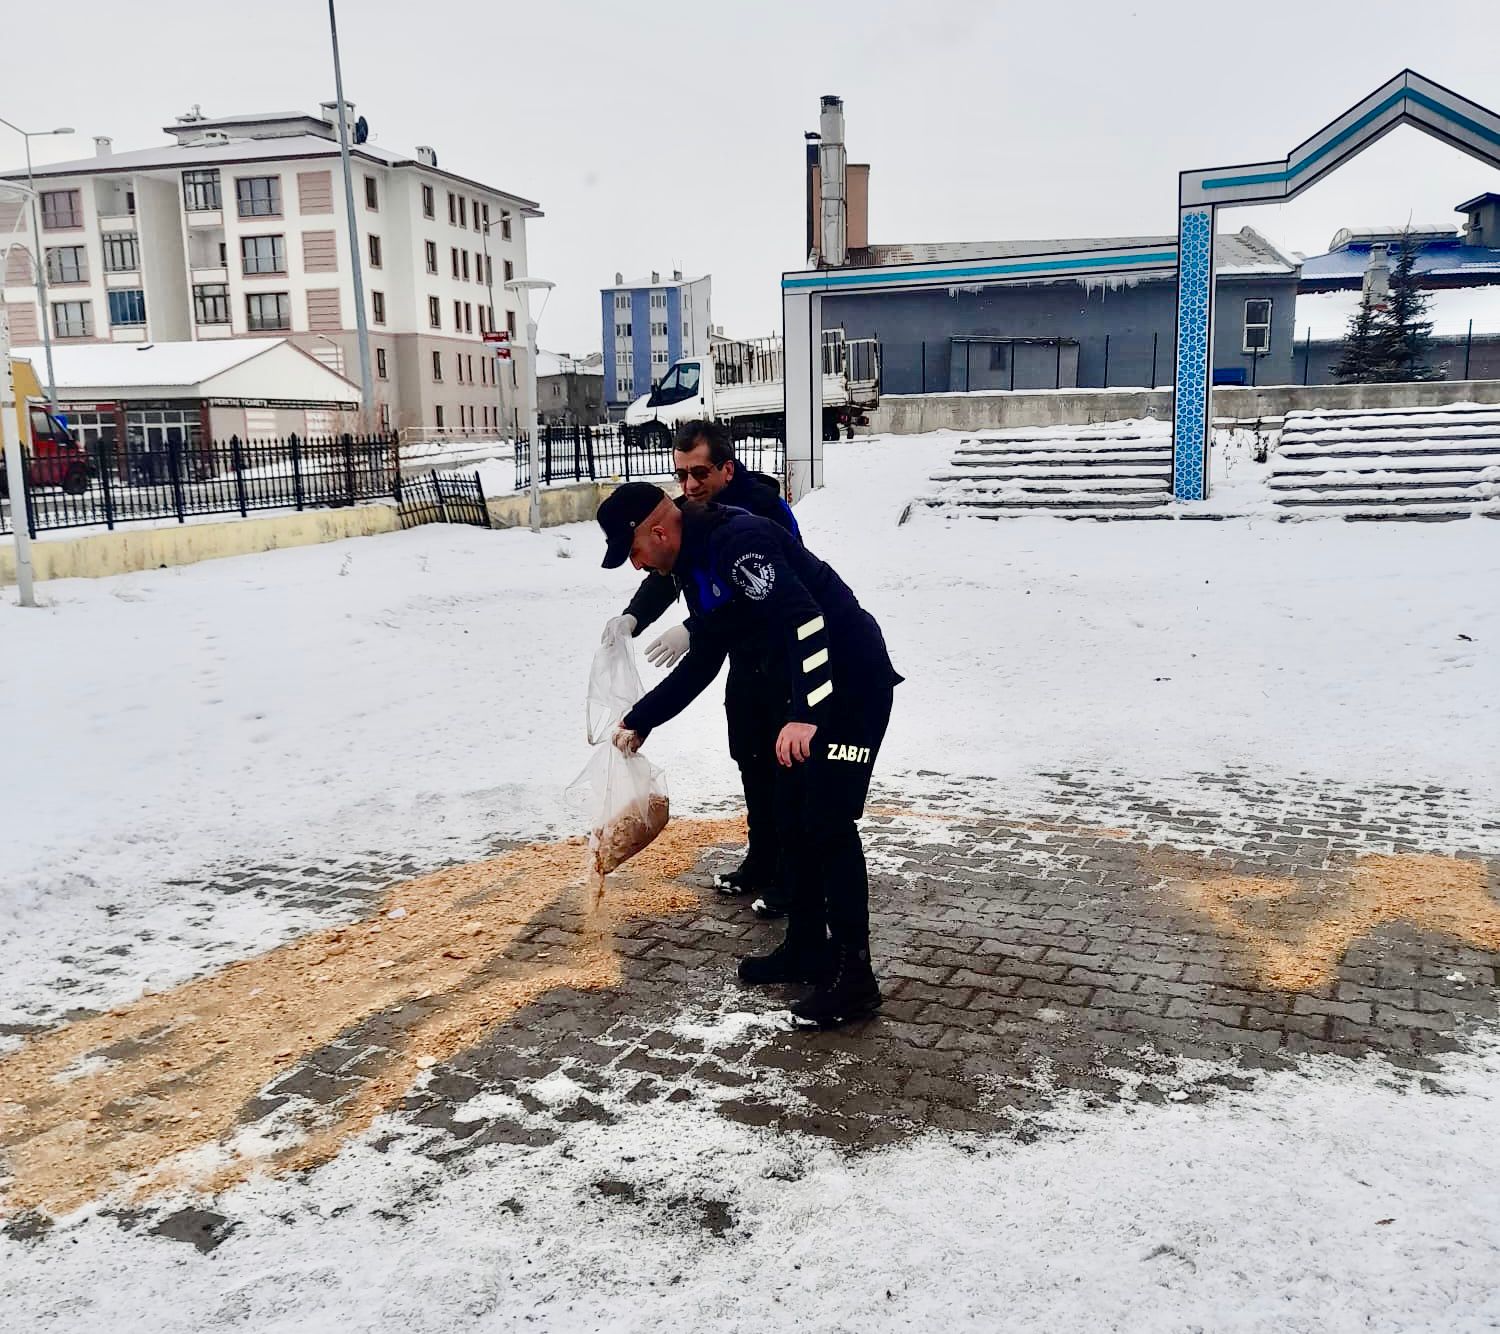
[724,658,783,880]
[774,682,895,958]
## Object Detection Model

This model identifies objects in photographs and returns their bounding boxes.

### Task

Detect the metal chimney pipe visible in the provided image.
[819,95,847,268]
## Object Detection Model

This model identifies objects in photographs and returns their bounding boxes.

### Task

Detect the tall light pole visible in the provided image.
[0,118,75,413]
[1,186,38,606]
[505,277,553,533]
[481,220,509,442]
[326,0,374,420]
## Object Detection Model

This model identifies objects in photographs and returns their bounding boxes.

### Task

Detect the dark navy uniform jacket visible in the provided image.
[623,504,899,740]
[621,467,799,634]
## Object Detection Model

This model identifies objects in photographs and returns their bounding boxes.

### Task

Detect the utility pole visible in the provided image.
[2,302,38,606]
[505,278,554,533]
[0,118,74,412]
[326,0,374,420]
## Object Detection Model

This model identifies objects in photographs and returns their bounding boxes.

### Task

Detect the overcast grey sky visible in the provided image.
[7,0,1500,353]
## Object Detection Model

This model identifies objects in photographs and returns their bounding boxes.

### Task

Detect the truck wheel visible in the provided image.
[62,464,91,495]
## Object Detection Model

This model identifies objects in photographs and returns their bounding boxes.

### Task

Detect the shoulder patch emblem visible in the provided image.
[729,552,776,601]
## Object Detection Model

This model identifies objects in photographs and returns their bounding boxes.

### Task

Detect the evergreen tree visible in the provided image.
[1333,289,1382,384]
[1373,230,1438,381]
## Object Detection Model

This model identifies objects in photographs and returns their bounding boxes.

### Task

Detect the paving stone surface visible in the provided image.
[11,770,1500,1245]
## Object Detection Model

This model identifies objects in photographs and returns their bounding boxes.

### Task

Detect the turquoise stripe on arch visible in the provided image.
[1201,88,1500,192]
[782,250,1178,290]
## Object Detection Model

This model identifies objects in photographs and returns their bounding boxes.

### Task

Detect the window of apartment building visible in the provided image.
[45,246,87,285]
[616,377,630,397]
[40,190,82,230]
[192,282,230,325]
[461,251,470,282]
[424,240,437,274]
[376,346,388,379]
[458,196,467,228]
[651,349,668,366]
[246,292,291,331]
[467,354,474,382]
[52,300,92,338]
[474,250,483,281]
[615,322,630,338]
[241,234,286,275]
[500,211,511,241]
[453,299,462,330]
[367,234,382,268]
[371,291,386,324]
[379,402,391,432]
[650,292,665,309]
[481,202,490,229]
[683,322,689,338]
[432,350,443,381]
[1243,299,1272,353]
[615,294,629,311]
[471,201,480,233]
[455,352,464,384]
[486,305,494,330]
[102,232,139,273]
[236,176,282,218]
[422,184,435,219]
[108,289,146,327]
[616,350,629,368]
[484,255,493,287]
[650,321,667,337]
[435,405,445,428]
[182,169,222,212]
[502,259,514,283]
[450,247,460,279]
[462,302,472,333]
[447,192,457,224]
[428,295,441,327]
[364,175,379,210]
[506,310,516,337]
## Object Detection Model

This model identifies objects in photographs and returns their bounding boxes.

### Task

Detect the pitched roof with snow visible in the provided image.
[2,122,541,214]
[856,226,1298,277]
[1300,236,1500,288]
[1294,286,1500,341]
[9,338,354,392]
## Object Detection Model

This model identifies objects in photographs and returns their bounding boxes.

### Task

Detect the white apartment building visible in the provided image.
[0,103,542,435]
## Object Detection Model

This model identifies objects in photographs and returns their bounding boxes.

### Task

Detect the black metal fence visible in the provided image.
[398,471,491,529]
[2,433,399,537]
[512,424,785,491]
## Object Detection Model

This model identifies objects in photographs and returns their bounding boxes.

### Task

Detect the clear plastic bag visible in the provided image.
[568,635,670,901]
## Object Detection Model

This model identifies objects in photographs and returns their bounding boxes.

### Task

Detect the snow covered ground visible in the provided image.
[3,432,1499,1330]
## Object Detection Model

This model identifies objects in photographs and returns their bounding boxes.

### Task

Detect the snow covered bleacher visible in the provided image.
[923,419,1176,520]
[1270,404,1500,522]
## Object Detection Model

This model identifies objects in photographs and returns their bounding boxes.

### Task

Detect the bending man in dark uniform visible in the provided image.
[596,481,900,1029]
[600,420,798,917]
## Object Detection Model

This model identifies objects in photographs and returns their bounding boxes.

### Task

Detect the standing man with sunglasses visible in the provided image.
[600,420,799,916]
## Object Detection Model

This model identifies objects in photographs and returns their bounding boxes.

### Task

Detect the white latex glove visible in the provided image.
[644,624,690,669]
[601,613,637,646]
[613,726,643,755]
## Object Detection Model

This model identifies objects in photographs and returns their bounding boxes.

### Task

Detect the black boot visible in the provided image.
[714,858,770,897]
[738,932,829,987]
[790,945,882,1029]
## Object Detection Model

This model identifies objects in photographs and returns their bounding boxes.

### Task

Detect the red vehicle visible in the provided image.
[2,356,92,497]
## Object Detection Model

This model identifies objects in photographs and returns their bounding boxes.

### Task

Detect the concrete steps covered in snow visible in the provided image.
[924,420,1175,519]
[1270,403,1500,522]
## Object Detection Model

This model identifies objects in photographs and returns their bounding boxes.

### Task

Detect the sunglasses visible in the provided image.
[674,464,722,483]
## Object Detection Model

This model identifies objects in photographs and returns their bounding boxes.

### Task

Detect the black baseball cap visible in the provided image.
[597,482,668,568]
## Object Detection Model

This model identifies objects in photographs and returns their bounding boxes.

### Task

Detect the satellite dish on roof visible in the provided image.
[354,116,369,144]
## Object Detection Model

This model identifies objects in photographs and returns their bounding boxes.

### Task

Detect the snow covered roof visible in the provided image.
[10,338,360,399]
[1,125,541,215]
[859,227,1298,276]
[1300,236,1500,287]
[536,351,603,378]
[1293,287,1500,341]
[1328,225,1457,249]
[608,274,707,291]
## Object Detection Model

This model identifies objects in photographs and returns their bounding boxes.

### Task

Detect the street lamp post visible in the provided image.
[0,118,75,412]
[481,221,510,443]
[326,0,374,421]
[504,277,554,533]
